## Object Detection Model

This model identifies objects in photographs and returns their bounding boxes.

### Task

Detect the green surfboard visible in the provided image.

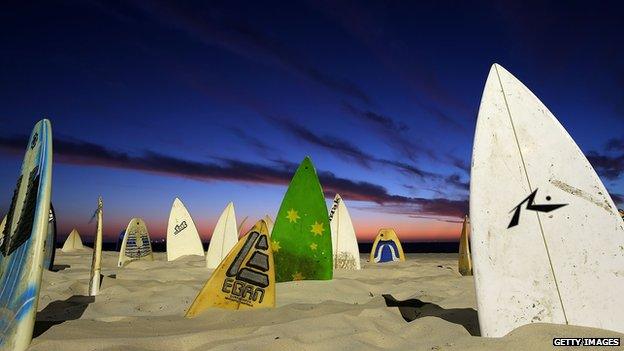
[272,156,332,282]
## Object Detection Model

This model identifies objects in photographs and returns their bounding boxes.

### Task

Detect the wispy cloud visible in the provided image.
[444,174,469,191]
[342,102,439,162]
[587,138,624,181]
[226,126,277,157]
[606,137,624,152]
[268,115,440,179]
[120,1,372,104]
[0,134,466,218]
[611,193,623,207]
[587,152,624,180]
[310,1,468,130]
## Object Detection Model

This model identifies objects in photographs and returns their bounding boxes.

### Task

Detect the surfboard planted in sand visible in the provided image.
[185,219,275,317]
[42,205,57,271]
[89,197,103,296]
[272,156,332,282]
[329,194,360,270]
[118,218,153,267]
[0,119,53,351]
[206,202,238,268]
[370,228,405,263]
[61,228,84,252]
[457,215,472,276]
[471,64,624,337]
[166,198,204,261]
[263,215,274,235]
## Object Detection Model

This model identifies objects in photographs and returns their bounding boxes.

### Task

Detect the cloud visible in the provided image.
[447,154,471,173]
[124,1,372,104]
[611,193,623,207]
[310,1,468,129]
[226,126,277,156]
[0,134,466,218]
[606,137,624,152]
[587,152,624,180]
[342,104,408,133]
[444,174,469,191]
[268,115,440,179]
[342,102,440,162]
[268,116,373,168]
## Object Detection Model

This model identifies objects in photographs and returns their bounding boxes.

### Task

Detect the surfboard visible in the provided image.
[115,230,124,251]
[42,204,57,271]
[205,202,238,269]
[0,216,6,250]
[457,215,472,276]
[61,228,84,252]
[272,156,332,282]
[237,216,249,238]
[185,219,274,317]
[370,228,405,263]
[0,119,53,351]
[166,198,204,261]
[88,196,103,296]
[117,218,154,267]
[470,63,624,337]
[263,215,274,235]
[329,194,360,270]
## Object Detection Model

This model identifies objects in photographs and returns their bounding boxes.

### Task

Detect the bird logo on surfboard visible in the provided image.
[508,189,567,228]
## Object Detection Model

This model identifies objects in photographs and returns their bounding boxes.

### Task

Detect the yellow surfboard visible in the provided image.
[458,215,472,276]
[370,228,405,263]
[185,219,275,317]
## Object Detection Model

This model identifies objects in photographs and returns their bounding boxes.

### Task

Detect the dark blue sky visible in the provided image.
[1,1,622,242]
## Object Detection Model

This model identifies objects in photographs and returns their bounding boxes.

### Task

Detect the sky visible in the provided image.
[0,1,622,243]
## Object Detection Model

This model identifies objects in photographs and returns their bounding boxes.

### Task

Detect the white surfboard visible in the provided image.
[0,119,53,351]
[61,228,84,252]
[471,64,624,337]
[329,194,360,270]
[118,218,154,267]
[166,198,204,261]
[0,215,6,252]
[205,202,238,268]
[263,215,274,235]
[88,196,103,296]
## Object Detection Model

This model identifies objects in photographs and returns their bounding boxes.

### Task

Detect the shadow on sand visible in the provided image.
[382,294,480,336]
[50,264,70,272]
[34,295,95,338]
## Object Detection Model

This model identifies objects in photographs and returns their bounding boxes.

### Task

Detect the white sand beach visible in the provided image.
[30,251,623,351]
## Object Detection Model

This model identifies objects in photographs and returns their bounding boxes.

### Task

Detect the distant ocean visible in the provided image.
[86,241,460,253]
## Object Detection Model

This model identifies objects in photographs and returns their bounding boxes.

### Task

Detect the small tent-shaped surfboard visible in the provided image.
[0,119,53,351]
[206,202,238,268]
[329,194,360,270]
[272,156,332,282]
[166,198,204,261]
[43,204,57,270]
[370,228,405,263]
[61,228,84,252]
[118,218,154,267]
[457,215,472,276]
[185,219,275,317]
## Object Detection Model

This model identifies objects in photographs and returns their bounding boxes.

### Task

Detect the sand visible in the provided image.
[29,251,623,350]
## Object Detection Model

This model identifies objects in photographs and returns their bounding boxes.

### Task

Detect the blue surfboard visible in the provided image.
[0,119,53,351]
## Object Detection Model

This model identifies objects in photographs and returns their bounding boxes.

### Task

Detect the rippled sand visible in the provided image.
[30,251,622,350]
